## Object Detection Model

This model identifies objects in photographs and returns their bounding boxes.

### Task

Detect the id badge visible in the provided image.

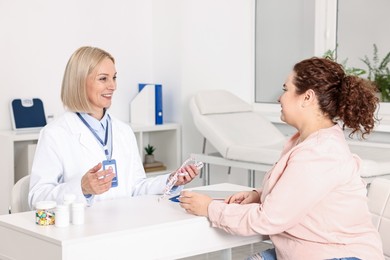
[103,159,118,187]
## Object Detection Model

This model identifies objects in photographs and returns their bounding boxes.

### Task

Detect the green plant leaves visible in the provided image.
[144,144,155,155]
[361,44,390,101]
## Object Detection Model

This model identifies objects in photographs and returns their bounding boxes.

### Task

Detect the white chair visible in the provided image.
[367,178,390,259]
[348,142,390,184]
[9,175,31,214]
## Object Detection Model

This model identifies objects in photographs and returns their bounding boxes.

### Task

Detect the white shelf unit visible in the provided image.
[0,130,39,215]
[130,123,182,176]
[0,123,181,215]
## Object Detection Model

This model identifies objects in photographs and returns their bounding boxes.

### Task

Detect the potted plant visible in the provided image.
[144,144,156,164]
[361,44,390,102]
[323,48,366,76]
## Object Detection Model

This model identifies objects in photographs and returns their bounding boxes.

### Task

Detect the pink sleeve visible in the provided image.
[208,140,351,236]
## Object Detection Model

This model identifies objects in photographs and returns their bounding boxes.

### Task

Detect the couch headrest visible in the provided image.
[195,90,252,115]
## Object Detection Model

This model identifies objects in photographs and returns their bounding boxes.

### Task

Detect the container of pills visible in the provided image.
[35,201,56,226]
[55,205,70,228]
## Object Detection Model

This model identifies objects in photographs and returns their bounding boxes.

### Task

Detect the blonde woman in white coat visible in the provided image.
[28,46,199,208]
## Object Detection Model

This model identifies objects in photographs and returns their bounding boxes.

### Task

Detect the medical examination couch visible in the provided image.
[189,89,390,187]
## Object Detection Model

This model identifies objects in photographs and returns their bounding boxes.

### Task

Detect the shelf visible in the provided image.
[130,122,180,132]
[130,123,182,173]
[0,131,40,214]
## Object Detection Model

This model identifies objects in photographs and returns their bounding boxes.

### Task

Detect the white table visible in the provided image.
[0,183,263,260]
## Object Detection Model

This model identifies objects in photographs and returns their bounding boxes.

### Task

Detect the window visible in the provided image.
[255,0,315,103]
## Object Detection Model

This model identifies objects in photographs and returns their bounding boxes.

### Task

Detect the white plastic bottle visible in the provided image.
[55,205,70,227]
[71,202,85,225]
[63,194,76,223]
[63,194,76,206]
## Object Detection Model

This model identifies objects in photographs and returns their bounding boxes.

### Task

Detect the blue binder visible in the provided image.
[138,84,163,125]
[10,98,47,131]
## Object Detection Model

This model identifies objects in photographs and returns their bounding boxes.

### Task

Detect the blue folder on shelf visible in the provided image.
[130,84,163,125]
[10,98,47,131]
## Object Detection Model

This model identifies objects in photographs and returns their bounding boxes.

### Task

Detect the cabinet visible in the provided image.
[0,123,181,215]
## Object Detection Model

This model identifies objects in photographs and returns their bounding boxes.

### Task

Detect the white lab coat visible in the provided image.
[28,112,172,209]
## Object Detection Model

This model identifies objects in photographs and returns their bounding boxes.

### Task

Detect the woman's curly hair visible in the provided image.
[293,57,379,139]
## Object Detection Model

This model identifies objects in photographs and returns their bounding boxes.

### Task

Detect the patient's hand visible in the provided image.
[179,191,212,217]
[225,190,260,204]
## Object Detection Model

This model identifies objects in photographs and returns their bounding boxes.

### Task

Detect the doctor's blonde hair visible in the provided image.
[61,46,115,113]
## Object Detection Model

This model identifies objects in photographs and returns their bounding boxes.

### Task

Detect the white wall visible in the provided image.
[182,0,254,158]
[150,0,256,186]
[1,0,256,186]
[1,0,254,148]
[0,0,155,129]
[152,0,255,159]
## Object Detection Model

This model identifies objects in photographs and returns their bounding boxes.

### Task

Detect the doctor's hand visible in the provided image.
[172,164,199,186]
[225,190,260,205]
[179,191,212,217]
[81,162,115,195]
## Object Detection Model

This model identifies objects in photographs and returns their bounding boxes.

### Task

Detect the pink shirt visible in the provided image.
[208,125,384,259]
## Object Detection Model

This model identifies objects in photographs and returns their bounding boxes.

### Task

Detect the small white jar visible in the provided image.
[55,205,70,228]
[71,202,85,225]
[35,201,56,226]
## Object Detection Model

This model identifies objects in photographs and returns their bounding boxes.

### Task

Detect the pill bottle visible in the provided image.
[35,201,56,226]
[71,202,85,225]
[55,205,70,228]
[63,194,76,223]
[63,194,76,206]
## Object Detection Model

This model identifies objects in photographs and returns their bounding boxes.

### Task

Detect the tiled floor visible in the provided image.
[178,241,274,260]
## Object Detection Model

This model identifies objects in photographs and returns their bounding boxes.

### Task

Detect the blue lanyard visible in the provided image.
[76,112,112,160]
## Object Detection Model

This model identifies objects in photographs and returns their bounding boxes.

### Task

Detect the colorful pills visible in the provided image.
[35,201,56,226]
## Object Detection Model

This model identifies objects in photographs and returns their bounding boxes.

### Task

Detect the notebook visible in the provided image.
[10,98,47,132]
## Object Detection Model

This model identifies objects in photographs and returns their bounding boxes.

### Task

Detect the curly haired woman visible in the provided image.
[180,57,384,260]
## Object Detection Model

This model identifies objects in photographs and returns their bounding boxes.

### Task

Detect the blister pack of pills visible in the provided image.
[159,157,203,201]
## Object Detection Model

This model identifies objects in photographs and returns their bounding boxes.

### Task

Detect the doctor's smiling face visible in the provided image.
[86,58,117,120]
